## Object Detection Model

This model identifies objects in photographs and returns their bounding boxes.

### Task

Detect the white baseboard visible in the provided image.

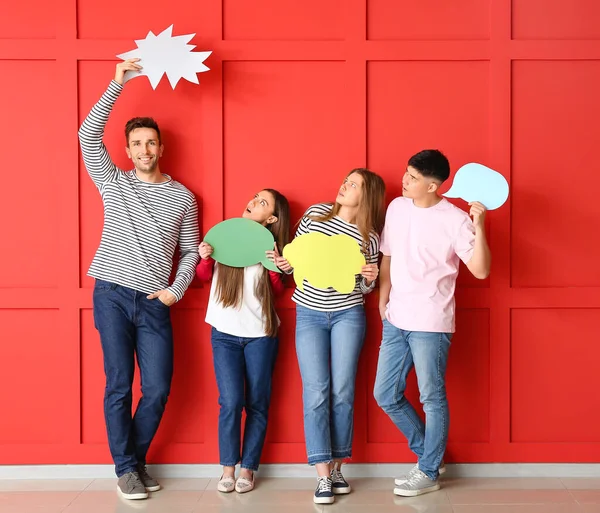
[1,463,600,480]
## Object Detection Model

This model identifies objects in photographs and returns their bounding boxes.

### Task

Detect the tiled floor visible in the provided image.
[1,476,599,513]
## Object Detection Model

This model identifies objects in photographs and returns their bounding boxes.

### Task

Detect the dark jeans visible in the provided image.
[211,327,279,471]
[93,279,173,477]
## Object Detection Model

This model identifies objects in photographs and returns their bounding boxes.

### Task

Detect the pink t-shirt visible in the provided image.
[380,197,475,333]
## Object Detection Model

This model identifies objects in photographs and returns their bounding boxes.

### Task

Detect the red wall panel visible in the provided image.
[77,0,215,40]
[1,5,56,39]
[223,0,345,41]
[367,61,490,199]
[1,0,599,466]
[512,0,600,40]
[368,0,491,40]
[512,60,600,288]
[0,62,59,289]
[223,60,352,223]
[0,310,66,443]
[511,309,600,443]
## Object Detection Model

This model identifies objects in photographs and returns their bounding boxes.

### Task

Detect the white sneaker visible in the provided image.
[394,461,446,486]
[394,469,440,497]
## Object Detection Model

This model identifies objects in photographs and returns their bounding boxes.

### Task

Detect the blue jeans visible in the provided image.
[295,304,366,465]
[374,319,452,480]
[93,279,173,477]
[211,328,279,471]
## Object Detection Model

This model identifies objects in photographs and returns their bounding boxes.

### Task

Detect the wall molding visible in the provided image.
[2,464,600,480]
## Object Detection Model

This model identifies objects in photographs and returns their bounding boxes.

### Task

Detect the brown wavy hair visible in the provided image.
[309,168,385,252]
[215,189,290,337]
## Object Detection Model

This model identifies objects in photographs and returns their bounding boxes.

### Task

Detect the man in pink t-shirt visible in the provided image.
[374,150,491,497]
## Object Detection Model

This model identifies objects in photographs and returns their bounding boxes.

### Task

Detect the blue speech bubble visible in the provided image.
[443,163,509,210]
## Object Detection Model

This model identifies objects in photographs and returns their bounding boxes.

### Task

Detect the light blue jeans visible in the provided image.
[374,319,452,480]
[295,304,366,465]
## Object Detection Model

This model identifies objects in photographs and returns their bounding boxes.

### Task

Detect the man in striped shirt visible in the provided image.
[78,59,200,500]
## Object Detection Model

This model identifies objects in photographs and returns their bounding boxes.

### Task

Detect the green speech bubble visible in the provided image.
[203,218,280,273]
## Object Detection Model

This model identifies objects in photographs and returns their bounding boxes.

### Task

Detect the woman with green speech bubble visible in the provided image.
[196,189,290,494]
[274,169,385,505]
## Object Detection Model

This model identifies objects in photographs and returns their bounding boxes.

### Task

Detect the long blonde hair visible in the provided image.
[309,168,385,252]
[215,189,290,337]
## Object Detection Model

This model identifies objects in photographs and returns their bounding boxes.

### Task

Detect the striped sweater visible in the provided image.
[291,203,379,311]
[78,80,200,301]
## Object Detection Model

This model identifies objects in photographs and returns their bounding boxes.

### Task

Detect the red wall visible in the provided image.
[2,0,600,466]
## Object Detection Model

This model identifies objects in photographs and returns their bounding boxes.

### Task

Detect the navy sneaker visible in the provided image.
[331,465,351,494]
[314,476,334,504]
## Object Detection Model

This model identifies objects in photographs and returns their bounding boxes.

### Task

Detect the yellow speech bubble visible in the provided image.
[283,232,366,294]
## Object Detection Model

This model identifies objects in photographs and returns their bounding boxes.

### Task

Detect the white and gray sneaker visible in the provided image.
[314,476,335,504]
[393,469,440,497]
[394,461,446,486]
[331,465,351,494]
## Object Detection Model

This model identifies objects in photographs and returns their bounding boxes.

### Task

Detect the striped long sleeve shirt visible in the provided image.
[291,203,380,311]
[78,81,200,301]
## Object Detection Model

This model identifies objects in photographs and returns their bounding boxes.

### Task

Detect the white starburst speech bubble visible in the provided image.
[117,25,212,90]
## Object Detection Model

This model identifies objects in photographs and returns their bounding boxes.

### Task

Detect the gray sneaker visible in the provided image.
[117,471,149,500]
[394,461,446,486]
[137,465,161,492]
[394,464,419,486]
[394,469,440,496]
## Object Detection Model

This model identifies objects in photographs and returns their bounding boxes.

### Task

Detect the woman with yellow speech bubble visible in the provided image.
[196,189,290,494]
[275,169,385,505]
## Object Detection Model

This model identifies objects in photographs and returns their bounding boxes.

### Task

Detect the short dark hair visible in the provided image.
[125,117,161,144]
[408,149,450,183]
